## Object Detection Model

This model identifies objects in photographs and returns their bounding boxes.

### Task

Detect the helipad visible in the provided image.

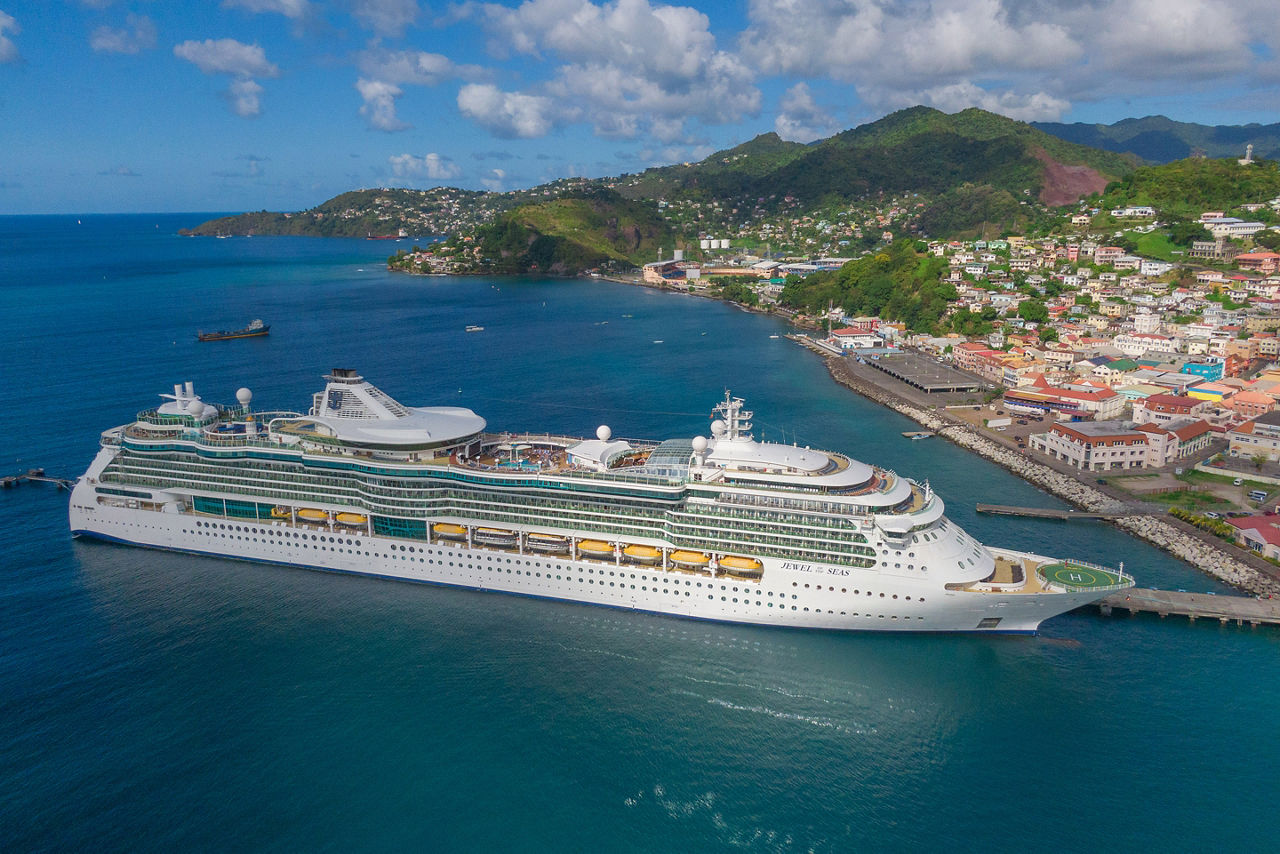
[1039,562,1128,591]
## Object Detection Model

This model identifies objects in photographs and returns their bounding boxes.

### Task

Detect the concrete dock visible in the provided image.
[976,503,1132,520]
[1095,588,1280,627]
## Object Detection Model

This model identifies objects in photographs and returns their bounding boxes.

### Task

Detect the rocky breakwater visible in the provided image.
[825,355,1280,598]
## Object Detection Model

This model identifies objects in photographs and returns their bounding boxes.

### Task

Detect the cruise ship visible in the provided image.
[69,369,1134,633]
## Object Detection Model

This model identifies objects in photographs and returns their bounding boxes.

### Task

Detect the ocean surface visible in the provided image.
[2,214,1277,852]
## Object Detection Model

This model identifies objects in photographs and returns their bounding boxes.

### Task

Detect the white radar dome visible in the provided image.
[691,435,708,454]
[597,425,612,441]
[710,419,727,437]
[201,403,218,419]
[236,387,253,406]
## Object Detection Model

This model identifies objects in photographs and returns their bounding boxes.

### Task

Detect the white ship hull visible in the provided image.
[70,482,1106,634]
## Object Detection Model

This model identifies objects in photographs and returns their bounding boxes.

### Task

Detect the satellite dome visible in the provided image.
[236,387,253,406]
[201,403,218,419]
[691,435,708,454]
[710,419,727,437]
[597,425,612,441]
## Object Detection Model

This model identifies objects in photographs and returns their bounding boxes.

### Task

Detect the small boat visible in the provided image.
[432,523,467,540]
[719,555,764,577]
[296,508,328,522]
[474,527,518,546]
[271,506,290,519]
[527,533,570,553]
[198,319,269,342]
[670,550,710,568]
[335,512,368,526]
[576,539,614,558]
[623,544,662,565]
[465,325,484,333]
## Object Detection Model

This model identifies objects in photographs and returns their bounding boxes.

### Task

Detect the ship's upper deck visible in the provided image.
[118,372,937,521]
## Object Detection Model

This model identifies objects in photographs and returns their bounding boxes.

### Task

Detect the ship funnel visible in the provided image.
[174,384,183,399]
[185,381,194,397]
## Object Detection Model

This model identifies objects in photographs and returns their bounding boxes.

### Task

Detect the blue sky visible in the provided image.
[3,0,1280,214]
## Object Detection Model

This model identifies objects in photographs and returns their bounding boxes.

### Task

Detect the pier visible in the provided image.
[2,469,76,490]
[975,503,1132,520]
[1095,588,1280,627]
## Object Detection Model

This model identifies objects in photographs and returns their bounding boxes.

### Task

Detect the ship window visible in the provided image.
[841,588,846,593]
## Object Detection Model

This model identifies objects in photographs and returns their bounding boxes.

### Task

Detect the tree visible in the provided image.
[1253,454,1269,471]
[1018,299,1049,324]
[1038,326,1059,342]
[1253,230,1280,251]
[1167,219,1212,247]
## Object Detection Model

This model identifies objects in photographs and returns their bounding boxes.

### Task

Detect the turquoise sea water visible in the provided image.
[2,215,1278,851]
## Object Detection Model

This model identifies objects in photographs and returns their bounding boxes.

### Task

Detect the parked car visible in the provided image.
[1233,478,1243,486]
[1205,511,1222,519]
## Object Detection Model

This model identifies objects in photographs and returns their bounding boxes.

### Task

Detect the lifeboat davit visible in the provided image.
[296,508,328,522]
[719,555,764,577]
[527,533,570,553]
[432,523,467,540]
[474,527,518,546]
[623,544,662,565]
[336,512,368,526]
[576,539,614,558]
[670,550,710,568]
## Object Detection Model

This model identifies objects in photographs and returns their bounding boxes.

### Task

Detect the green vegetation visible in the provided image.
[1167,506,1239,540]
[779,240,954,332]
[467,189,675,274]
[1101,157,1280,217]
[1129,229,1182,261]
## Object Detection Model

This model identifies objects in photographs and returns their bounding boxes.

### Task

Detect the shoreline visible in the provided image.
[812,347,1280,597]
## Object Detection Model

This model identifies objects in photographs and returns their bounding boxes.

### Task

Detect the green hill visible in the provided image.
[179,188,494,238]
[1100,156,1280,217]
[616,107,1134,219]
[1034,116,1280,164]
[779,240,956,332]
[470,189,676,274]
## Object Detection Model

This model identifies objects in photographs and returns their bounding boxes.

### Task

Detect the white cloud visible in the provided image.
[467,0,760,140]
[90,14,157,55]
[480,168,506,191]
[227,78,266,117]
[356,78,410,131]
[222,0,312,17]
[774,83,839,142]
[458,83,562,138]
[0,11,19,64]
[351,0,419,37]
[389,152,462,180]
[174,39,279,77]
[738,0,1280,124]
[174,39,279,117]
[357,47,485,87]
[353,47,489,132]
[906,82,1070,122]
